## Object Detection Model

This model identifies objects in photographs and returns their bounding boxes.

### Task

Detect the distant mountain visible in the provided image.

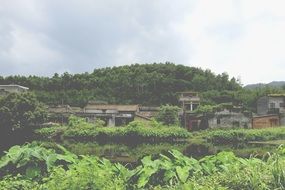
[244,81,285,89]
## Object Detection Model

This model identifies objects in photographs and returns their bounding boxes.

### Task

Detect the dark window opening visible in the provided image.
[270,103,276,109]
[232,121,240,128]
[217,118,221,125]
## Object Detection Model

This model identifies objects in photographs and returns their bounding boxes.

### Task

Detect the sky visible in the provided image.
[0,0,285,85]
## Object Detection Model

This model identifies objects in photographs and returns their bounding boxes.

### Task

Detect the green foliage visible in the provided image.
[0,143,77,179]
[3,144,285,189]
[194,105,216,114]
[206,127,285,144]
[156,105,180,126]
[41,156,128,190]
[0,63,242,107]
[0,92,47,133]
[37,120,191,142]
[34,125,67,138]
[0,175,40,190]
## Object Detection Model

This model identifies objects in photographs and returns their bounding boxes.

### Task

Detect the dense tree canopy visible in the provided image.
[0,63,242,107]
[0,93,47,134]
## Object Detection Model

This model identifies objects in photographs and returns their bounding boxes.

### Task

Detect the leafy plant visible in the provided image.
[0,143,77,179]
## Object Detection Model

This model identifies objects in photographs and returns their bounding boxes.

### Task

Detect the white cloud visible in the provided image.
[0,0,284,84]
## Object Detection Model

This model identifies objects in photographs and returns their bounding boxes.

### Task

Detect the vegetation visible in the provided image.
[35,117,190,142]
[206,127,285,144]
[0,93,47,151]
[0,63,242,107]
[2,143,285,189]
[155,105,180,126]
[0,93,47,133]
[0,143,77,179]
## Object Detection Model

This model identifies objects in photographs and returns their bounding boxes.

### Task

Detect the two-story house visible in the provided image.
[254,94,285,128]
[178,91,200,112]
[257,94,285,115]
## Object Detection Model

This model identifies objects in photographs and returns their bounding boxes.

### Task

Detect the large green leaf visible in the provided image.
[176,166,190,183]
[25,166,41,179]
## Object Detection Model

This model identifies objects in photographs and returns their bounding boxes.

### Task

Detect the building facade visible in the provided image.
[257,94,285,115]
[256,94,285,127]
[208,109,252,129]
[178,91,200,112]
[252,115,280,129]
[48,103,139,127]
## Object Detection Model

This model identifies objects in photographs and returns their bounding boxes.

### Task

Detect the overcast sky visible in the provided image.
[0,0,285,85]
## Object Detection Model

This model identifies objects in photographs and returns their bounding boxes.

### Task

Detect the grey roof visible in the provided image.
[0,84,29,90]
[85,104,139,112]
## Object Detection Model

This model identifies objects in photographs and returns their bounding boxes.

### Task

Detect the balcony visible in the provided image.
[268,108,280,114]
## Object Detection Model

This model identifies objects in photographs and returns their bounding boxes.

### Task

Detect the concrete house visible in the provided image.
[178,91,252,130]
[82,103,139,126]
[254,94,285,128]
[257,94,285,115]
[0,84,29,95]
[178,91,200,112]
[208,108,252,129]
[135,106,160,121]
[47,103,139,126]
[48,105,83,123]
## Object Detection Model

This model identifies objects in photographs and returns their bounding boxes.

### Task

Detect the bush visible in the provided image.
[155,105,180,126]
[206,127,285,144]
[37,119,191,142]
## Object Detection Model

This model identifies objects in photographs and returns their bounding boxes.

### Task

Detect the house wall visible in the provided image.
[257,96,268,115]
[208,109,251,129]
[280,114,285,126]
[252,115,280,129]
[268,97,285,114]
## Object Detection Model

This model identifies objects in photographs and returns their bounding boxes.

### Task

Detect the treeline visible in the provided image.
[0,63,243,107]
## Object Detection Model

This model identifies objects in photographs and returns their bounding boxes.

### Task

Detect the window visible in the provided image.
[280,103,285,108]
[232,121,240,128]
[217,118,221,125]
[270,103,276,109]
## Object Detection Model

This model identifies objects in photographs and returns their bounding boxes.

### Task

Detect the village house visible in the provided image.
[253,94,285,128]
[48,102,139,126]
[0,84,29,95]
[257,94,285,115]
[135,106,160,121]
[178,91,252,131]
[48,105,82,124]
[208,108,252,129]
[81,102,139,126]
[178,91,200,112]
[178,91,201,130]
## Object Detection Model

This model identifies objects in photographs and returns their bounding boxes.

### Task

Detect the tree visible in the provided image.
[0,93,47,134]
[155,105,180,126]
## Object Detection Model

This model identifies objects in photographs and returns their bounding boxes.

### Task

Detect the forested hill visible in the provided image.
[0,63,241,106]
[244,81,285,89]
